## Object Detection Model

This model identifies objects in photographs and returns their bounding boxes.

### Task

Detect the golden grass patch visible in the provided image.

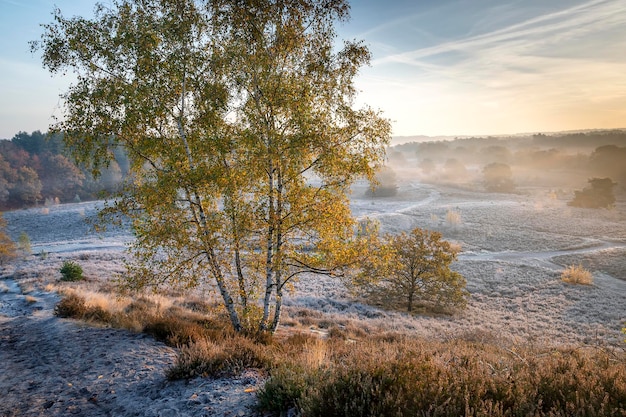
[24,295,38,304]
[561,264,593,285]
[445,209,461,225]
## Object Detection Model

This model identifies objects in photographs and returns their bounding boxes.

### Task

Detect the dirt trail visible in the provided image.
[459,238,626,271]
[0,279,264,417]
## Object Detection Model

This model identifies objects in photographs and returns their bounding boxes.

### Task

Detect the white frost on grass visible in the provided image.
[2,180,625,347]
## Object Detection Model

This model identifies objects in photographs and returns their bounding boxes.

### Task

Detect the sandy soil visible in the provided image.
[0,280,264,417]
[1,181,625,416]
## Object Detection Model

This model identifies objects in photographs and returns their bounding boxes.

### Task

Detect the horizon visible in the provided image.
[3,126,626,145]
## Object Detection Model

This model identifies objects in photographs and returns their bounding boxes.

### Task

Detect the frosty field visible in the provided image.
[3,179,625,347]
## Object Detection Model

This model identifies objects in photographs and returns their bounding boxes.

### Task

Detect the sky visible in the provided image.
[1,0,625,140]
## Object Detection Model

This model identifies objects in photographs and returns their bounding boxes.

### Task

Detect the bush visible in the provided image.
[260,339,626,417]
[54,293,87,318]
[60,260,83,281]
[167,336,269,380]
[0,213,16,265]
[366,166,398,197]
[257,363,309,413]
[54,293,113,323]
[561,264,593,285]
[17,232,31,255]
[445,209,461,226]
[483,162,515,193]
[568,177,616,209]
[143,315,209,346]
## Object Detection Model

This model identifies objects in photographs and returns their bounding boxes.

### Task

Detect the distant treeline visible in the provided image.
[389,130,626,191]
[0,131,129,210]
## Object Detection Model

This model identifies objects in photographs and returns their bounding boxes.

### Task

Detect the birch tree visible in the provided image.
[354,228,468,313]
[33,0,390,333]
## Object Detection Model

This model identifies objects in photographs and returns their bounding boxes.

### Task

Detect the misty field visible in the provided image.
[3,179,625,347]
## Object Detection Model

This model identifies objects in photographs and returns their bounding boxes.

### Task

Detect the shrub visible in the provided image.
[54,293,114,323]
[54,293,87,318]
[25,295,38,304]
[82,305,113,323]
[561,264,593,285]
[17,232,31,255]
[143,315,209,346]
[445,209,461,225]
[257,363,310,413]
[568,177,616,209]
[167,336,269,380]
[442,158,467,181]
[366,166,398,197]
[260,339,626,417]
[0,213,16,265]
[60,260,83,281]
[483,162,515,193]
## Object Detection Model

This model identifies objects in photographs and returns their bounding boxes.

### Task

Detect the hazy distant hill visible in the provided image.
[391,128,626,146]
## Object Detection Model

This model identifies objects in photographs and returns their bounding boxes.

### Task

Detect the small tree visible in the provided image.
[354,228,468,313]
[568,178,616,209]
[419,158,436,176]
[18,232,31,255]
[442,158,467,181]
[482,162,515,193]
[60,261,84,282]
[366,166,398,197]
[0,213,17,265]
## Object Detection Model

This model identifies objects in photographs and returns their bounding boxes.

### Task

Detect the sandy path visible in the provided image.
[0,280,264,417]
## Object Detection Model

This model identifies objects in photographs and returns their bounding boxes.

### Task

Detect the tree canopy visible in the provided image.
[0,131,124,209]
[352,227,468,313]
[568,177,617,209]
[482,162,515,193]
[33,0,391,333]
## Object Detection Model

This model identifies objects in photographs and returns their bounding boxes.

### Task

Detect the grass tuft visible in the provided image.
[445,209,461,225]
[54,293,87,318]
[561,264,593,285]
[166,336,269,380]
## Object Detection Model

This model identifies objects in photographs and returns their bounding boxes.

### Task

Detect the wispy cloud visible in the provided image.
[374,0,625,67]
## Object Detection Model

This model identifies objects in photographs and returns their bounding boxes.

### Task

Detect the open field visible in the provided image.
[1,180,625,416]
[3,180,625,346]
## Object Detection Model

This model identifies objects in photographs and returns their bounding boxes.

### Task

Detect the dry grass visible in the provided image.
[167,335,270,380]
[52,291,626,416]
[445,209,461,225]
[24,295,38,304]
[561,264,594,285]
[18,282,35,294]
[260,337,626,416]
[448,240,462,254]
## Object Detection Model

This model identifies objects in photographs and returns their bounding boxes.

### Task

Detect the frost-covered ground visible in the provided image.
[2,180,626,347]
[1,180,625,416]
[295,181,626,347]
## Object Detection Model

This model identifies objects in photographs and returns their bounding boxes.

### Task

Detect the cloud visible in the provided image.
[353,0,626,135]
[374,0,625,67]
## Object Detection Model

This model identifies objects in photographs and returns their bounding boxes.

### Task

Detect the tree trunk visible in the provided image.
[270,287,283,334]
[205,249,242,332]
[260,163,275,332]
